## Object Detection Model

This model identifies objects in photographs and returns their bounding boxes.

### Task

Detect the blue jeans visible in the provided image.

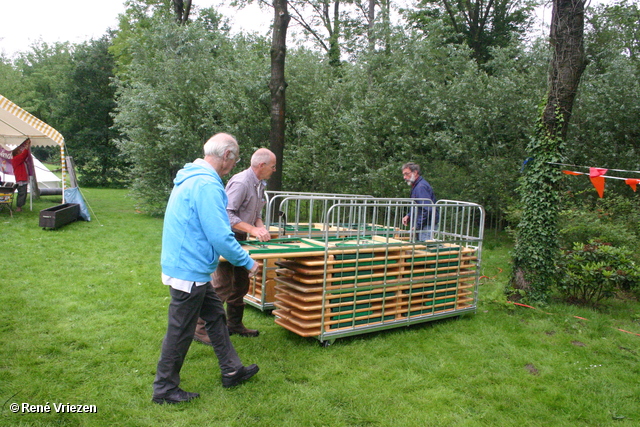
[417,224,438,241]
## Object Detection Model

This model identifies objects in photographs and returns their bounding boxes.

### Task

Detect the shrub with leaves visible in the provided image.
[558,193,640,251]
[557,240,640,304]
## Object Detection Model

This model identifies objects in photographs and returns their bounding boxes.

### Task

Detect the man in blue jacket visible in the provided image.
[152,133,260,405]
[401,162,438,241]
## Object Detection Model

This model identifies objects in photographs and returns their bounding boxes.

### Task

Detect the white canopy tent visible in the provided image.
[0,94,67,202]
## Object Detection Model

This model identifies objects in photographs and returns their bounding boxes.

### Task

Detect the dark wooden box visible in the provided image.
[39,203,80,229]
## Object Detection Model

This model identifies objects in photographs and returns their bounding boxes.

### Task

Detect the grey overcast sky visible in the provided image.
[0,0,270,58]
[1,0,610,59]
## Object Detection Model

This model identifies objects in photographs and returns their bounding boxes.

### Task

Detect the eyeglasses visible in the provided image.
[228,152,241,165]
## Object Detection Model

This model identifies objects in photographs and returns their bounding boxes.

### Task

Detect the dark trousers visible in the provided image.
[16,182,28,208]
[212,261,250,307]
[153,282,242,397]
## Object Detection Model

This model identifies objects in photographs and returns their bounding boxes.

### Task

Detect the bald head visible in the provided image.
[251,148,277,181]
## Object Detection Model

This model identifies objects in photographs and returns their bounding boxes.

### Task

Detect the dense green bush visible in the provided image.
[556,240,640,304]
[558,209,638,249]
[113,14,270,214]
[558,194,640,250]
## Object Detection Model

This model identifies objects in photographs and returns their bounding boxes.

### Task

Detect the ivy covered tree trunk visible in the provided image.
[268,0,290,193]
[510,0,587,301]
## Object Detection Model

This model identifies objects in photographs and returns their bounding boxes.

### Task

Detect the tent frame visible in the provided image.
[0,94,67,203]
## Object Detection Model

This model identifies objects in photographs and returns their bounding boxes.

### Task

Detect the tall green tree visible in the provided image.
[59,36,129,187]
[287,0,347,66]
[407,0,537,64]
[282,20,545,213]
[10,42,75,162]
[113,13,270,214]
[510,0,588,301]
[0,56,23,101]
[12,42,74,123]
[564,0,640,172]
[110,0,175,74]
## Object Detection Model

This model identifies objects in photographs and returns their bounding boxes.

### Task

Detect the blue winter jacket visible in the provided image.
[161,159,254,282]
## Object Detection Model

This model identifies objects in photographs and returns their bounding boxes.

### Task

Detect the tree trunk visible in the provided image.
[328,0,341,67]
[380,0,391,54]
[268,0,290,193]
[172,0,192,24]
[510,0,587,301]
[367,0,376,50]
[543,0,588,139]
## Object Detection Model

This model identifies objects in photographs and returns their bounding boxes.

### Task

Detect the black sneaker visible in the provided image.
[152,388,200,404]
[221,364,260,388]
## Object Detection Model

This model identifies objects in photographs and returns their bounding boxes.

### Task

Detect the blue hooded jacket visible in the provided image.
[161,159,253,282]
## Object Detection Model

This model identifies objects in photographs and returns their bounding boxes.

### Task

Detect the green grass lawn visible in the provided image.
[1,189,639,427]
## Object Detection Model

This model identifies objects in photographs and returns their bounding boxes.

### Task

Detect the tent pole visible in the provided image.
[61,144,66,203]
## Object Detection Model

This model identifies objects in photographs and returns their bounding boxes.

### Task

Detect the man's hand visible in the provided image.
[247,261,260,278]
[252,226,271,242]
[402,215,410,226]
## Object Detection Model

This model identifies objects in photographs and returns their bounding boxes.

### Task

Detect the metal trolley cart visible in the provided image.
[269,199,484,345]
[244,192,374,311]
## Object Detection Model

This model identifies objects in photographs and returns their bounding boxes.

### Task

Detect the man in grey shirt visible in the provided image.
[194,148,277,343]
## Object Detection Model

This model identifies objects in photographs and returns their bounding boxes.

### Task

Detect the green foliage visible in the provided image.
[558,193,640,250]
[11,41,75,124]
[6,0,640,241]
[0,55,23,99]
[283,23,545,217]
[2,39,126,185]
[113,13,270,214]
[59,36,129,187]
[557,240,640,303]
[406,0,538,64]
[568,0,640,170]
[109,0,176,73]
[510,113,566,302]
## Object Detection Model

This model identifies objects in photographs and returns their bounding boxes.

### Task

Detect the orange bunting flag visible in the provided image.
[562,170,582,176]
[626,179,640,192]
[589,167,608,198]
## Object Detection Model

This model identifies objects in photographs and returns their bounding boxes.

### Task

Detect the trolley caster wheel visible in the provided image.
[320,339,334,347]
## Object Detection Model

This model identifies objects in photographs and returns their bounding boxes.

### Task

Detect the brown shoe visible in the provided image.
[193,317,212,346]
[228,324,260,337]
[227,305,259,337]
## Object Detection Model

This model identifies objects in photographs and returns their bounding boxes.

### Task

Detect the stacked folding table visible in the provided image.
[237,235,479,345]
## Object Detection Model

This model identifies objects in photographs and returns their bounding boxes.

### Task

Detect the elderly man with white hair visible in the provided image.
[194,147,277,344]
[152,133,260,405]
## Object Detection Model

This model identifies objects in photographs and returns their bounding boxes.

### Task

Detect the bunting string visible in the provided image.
[557,166,640,197]
[548,162,640,175]
[541,162,640,197]
[560,170,636,181]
